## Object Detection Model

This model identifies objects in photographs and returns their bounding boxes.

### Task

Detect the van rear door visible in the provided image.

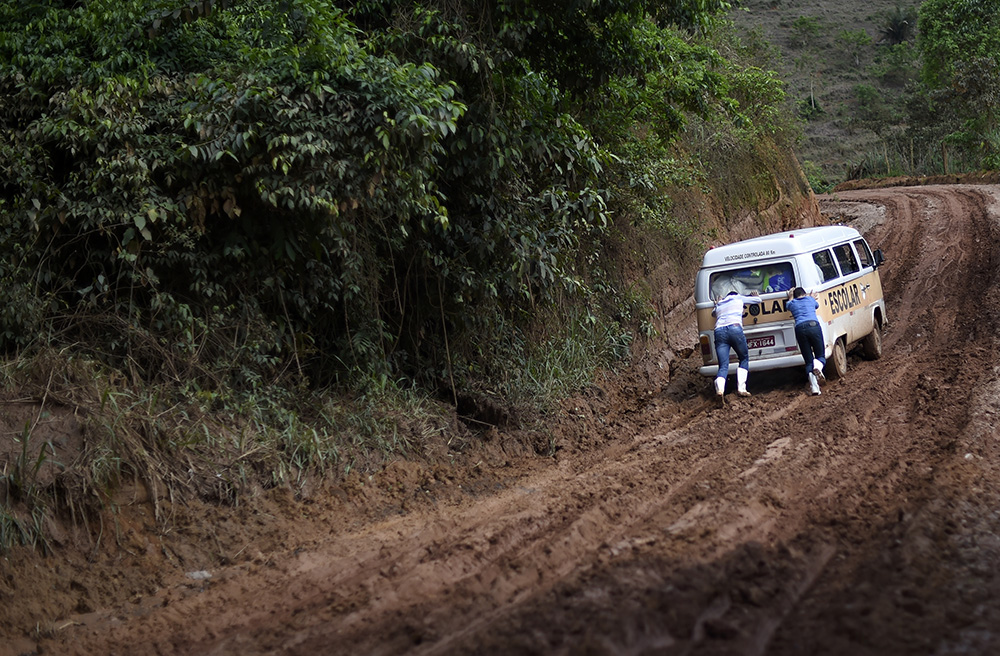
[700,261,800,370]
[743,294,800,366]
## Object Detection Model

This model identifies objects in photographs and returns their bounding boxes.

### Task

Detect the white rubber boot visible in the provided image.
[808,372,821,395]
[714,377,725,397]
[736,367,751,397]
[813,362,826,383]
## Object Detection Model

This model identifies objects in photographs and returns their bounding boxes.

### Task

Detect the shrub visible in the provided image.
[790,16,822,48]
[878,5,918,46]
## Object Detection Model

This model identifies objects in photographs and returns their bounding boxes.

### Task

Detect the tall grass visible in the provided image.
[846,134,988,181]
[0,403,58,552]
[0,347,459,551]
[482,309,633,410]
[0,505,47,553]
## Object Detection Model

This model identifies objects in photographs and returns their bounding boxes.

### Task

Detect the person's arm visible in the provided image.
[743,291,762,305]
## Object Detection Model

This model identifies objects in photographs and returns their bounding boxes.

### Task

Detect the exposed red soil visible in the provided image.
[4,183,1000,656]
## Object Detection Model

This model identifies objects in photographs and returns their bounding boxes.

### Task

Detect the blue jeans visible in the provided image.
[714,324,749,379]
[795,320,826,374]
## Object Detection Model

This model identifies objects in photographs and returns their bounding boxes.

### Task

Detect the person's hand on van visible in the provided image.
[787,288,818,300]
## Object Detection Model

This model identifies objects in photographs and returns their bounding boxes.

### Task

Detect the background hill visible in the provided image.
[731,0,925,190]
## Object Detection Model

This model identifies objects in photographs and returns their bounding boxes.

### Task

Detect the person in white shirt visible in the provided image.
[712,290,762,398]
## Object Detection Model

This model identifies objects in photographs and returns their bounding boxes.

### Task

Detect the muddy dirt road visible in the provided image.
[15,184,1000,655]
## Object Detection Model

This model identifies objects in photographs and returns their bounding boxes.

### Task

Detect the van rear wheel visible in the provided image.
[861,322,883,360]
[826,338,848,380]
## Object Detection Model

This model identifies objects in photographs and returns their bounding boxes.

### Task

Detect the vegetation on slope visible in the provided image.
[0,0,800,550]
[733,0,1000,191]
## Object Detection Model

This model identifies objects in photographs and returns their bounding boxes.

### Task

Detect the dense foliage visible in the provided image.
[918,0,1000,168]
[0,0,781,405]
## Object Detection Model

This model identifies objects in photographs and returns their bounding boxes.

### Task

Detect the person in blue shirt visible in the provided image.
[712,290,762,398]
[762,266,792,293]
[785,287,826,395]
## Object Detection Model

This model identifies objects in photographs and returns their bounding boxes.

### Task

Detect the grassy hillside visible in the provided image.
[731,0,925,190]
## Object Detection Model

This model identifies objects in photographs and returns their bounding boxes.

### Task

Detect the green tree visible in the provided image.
[869,41,920,87]
[919,0,1000,88]
[918,0,1000,167]
[852,83,894,130]
[836,29,873,67]
[789,16,821,49]
[0,0,786,400]
[0,0,471,385]
[878,5,918,45]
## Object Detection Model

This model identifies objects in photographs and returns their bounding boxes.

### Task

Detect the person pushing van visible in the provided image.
[785,287,826,395]
[695,227,886,383]
[712,290,762,398]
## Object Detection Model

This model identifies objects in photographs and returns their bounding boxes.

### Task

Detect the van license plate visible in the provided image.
[748,336,775,349]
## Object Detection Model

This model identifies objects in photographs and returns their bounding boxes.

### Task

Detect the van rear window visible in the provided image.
[709,262,795,298]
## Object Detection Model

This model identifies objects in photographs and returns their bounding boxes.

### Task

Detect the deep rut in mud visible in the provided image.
[15,184,1000,656]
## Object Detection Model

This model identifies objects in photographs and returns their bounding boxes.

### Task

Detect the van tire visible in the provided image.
[827,338,848,380]
[861,323,883,360]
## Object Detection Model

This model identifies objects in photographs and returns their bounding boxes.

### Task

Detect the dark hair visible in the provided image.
[727,290,738,296]
[792,287,806,298]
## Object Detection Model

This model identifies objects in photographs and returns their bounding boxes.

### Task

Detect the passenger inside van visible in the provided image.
[709,262,796,298]
[834,243,860,274]
[762,266,792,292]
[813,250,839,282]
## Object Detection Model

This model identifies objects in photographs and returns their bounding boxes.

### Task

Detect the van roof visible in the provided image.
[700,225,862,268]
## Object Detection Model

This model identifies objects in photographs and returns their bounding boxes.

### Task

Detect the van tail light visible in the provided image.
[699,335,712,363]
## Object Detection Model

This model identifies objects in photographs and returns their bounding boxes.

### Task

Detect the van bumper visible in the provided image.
[699,353,806,377]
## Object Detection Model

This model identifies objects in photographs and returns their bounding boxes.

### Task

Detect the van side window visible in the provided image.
[813,250,839,282]
[853,239,874,268]
[834,243,859,275]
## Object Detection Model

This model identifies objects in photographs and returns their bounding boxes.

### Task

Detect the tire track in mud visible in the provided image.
[764,184,1000,655]
[48,377,835,655]
[437,184,1000,655]
[47,404,782,655]
[207,401,811,656]
[37,185,1000,656]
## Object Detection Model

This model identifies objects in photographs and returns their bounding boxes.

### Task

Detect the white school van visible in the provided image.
[695,225,887,380]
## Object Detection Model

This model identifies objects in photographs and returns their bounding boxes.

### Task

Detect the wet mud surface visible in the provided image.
[4,184,1000,655]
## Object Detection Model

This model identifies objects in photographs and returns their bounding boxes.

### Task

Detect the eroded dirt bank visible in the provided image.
[8,184,1000,656]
